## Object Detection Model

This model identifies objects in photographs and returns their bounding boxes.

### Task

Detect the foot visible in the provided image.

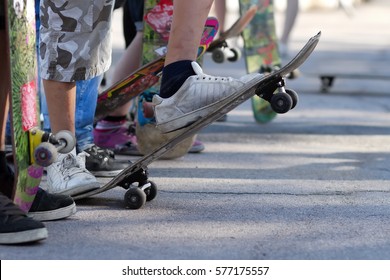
[46,151,100,197]
[0,193,48,245]
[153,61,261,133]
[28,188,76,221]
[93,120,141,156]
[83,144,130,177]
[188,139,205,153]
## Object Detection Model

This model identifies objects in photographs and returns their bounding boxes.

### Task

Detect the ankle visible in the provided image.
[160,60,195,98]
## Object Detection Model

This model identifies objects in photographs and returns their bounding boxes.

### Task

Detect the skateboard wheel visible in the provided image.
[227,47,241,62]
[212,48,225,63]
[34,142,58,167]
[55,130,76,154]
[124,188,147,209]
[285,89,299,109]
[145,181,157,202]
[270,92,293,114]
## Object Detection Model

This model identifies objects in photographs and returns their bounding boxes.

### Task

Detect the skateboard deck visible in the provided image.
[94,16,218,123]
[74,32,321,209]
[4,0,42,212]
[138,2,219,159]
[240,0,280,124]
[4,1,74,212]
[207,4,258,64]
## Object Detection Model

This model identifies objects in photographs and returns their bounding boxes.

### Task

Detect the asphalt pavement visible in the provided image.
[1,0,390,260]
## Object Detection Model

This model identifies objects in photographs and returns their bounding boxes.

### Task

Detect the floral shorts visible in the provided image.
[39,0,114,82]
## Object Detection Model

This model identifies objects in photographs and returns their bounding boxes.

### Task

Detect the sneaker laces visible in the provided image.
[196,74,232,82]
[57,154,87,179]
[84,145,115,160]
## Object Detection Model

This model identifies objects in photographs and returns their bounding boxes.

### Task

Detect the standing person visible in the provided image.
[39,0,260,197]
[35,0,131,176]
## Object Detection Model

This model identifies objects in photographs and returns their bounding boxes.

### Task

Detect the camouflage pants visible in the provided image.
[39,0,114,82]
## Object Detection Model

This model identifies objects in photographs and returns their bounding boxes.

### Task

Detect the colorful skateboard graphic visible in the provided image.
[240,0,279,124]
[4,0,75,211]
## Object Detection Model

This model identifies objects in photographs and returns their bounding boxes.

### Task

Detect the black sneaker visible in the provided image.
[28,188,76,221]
[0,193,48,245]
[83,144,130,177]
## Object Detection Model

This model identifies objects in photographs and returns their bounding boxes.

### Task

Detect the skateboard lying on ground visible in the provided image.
[4,0,75,212]
[240,0,281,124]
[311,73,390,93]
[74,32,321,209]
[207,4,257,63]
[94,16,218,122]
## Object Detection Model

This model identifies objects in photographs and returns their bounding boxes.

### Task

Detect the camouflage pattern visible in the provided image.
[39,0,114,82]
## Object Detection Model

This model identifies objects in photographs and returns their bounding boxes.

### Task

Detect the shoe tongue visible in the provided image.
[62,154,78,169]
[191,61,204,75]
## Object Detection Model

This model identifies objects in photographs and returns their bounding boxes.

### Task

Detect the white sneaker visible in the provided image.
[153,62,261,133]
[46,152,100,197]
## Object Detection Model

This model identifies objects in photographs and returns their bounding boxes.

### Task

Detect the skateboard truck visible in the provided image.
[116,167,157,209]
[31,128,76,167]
[255,76,299,114]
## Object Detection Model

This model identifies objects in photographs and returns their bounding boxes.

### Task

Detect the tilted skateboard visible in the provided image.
[207,4,257,64]
[94,16,218,123]
[4,0,75,212]
[74,32,321,209]
[240,0,280,124]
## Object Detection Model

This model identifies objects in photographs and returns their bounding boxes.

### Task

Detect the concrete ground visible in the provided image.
[1,0,390,260]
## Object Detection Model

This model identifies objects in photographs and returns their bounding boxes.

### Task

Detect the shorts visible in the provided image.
[39,0,114,82]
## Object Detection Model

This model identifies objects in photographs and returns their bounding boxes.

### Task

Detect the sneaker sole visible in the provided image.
[53,183,101,198]
[90,169,122,177]
[28,202,77,222]
[0,228,48,244]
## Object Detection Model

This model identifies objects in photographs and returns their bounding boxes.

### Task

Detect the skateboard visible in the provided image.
[74,32,321,209]
[94,16,218,122]
[4,0,75,212]
[207,4,258,64]
[240,0,280,124]
[311,73,390,93]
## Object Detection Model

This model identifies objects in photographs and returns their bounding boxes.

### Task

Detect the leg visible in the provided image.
[93,0,144,156]
[214,0,226,33]
[279,0,299,57]
[154,0,262,133]
[38,0,115,196]
[42,80,76,134]
[165,0,214,65]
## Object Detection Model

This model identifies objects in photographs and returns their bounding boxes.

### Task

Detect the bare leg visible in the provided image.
[42,80,76,134]
[214,0,226,33]
[280,0,299,45]
[108,32,143,117]
[165,0,214,66]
